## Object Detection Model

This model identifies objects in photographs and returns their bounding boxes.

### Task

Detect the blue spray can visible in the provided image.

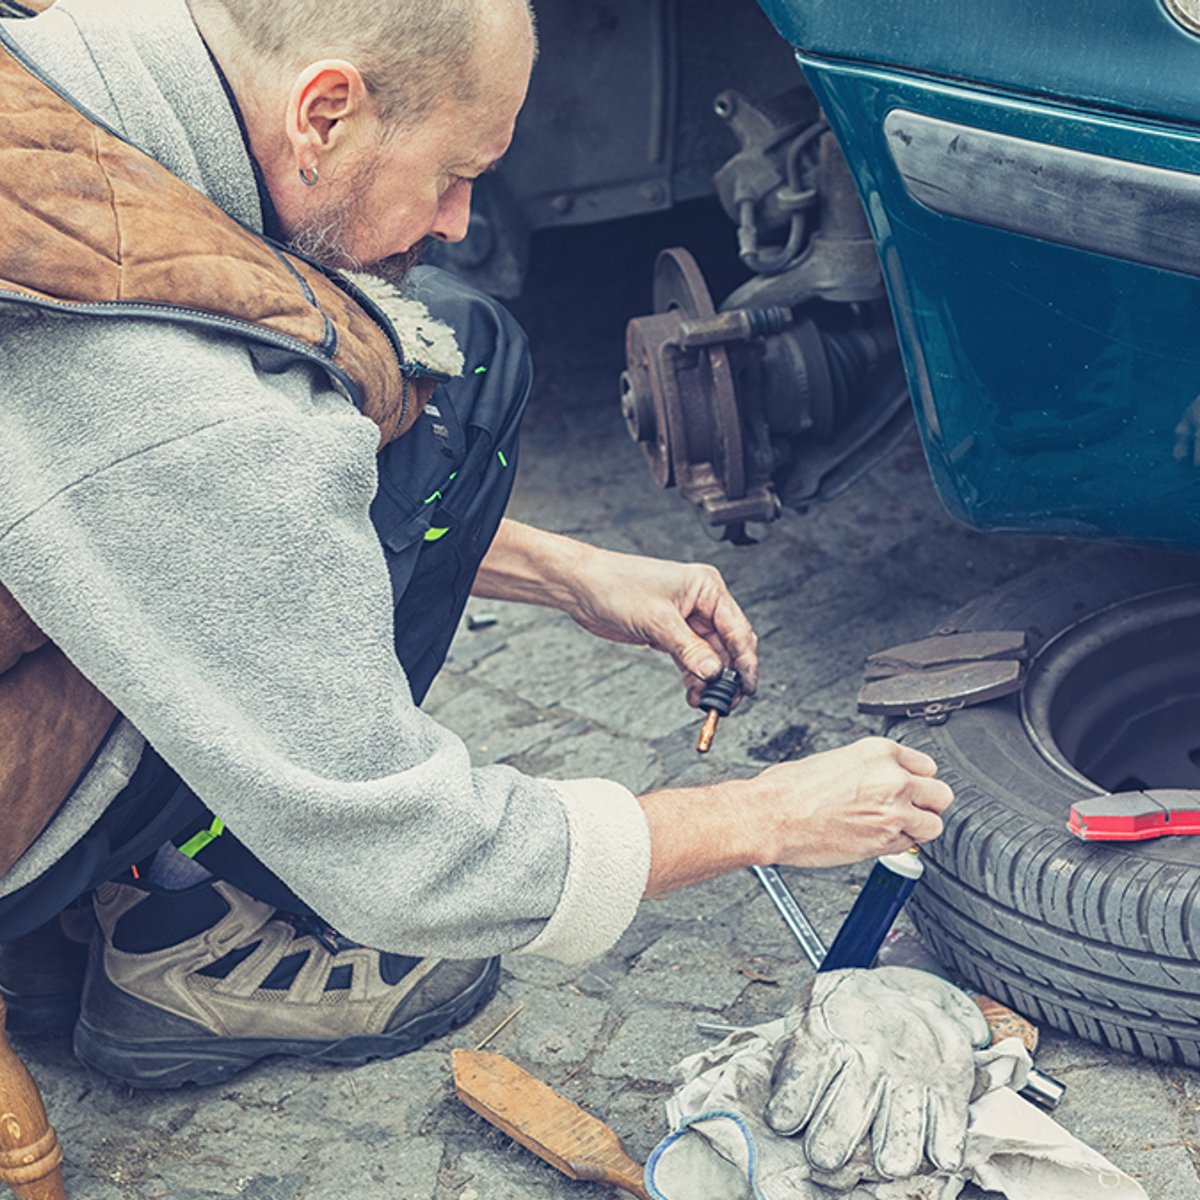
[818,847,924,973]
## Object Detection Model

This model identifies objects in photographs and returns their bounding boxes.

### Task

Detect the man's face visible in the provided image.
[285,19,533,286]
[285,146,429,287]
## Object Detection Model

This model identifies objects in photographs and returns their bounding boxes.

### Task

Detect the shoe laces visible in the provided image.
[276,913,421,988]
[279,912,359,956]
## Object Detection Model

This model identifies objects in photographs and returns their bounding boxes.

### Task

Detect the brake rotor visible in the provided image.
[621,315,674,487]
[652,248,746,501]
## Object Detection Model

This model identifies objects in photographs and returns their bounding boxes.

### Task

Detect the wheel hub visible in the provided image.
[620,249,776,529]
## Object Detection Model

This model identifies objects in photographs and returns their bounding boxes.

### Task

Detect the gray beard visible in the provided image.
[287,193,429,290]
[364,240,428,289]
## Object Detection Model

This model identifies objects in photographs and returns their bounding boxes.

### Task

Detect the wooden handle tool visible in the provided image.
[452,1049,652,1200]
[974,993,1038,1054]
[0,995,66,1200]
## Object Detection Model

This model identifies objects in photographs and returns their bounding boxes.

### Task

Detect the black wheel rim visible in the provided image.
[1022,583,1200,794]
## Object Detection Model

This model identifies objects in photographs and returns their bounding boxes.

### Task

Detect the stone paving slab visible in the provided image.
[9,221,1200,1199]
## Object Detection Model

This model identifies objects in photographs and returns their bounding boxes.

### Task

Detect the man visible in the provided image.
[0,0,952,1088]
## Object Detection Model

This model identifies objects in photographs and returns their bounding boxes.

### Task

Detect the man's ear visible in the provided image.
[285,59,369,172]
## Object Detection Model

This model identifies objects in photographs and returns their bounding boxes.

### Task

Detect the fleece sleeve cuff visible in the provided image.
[514,776,651,964]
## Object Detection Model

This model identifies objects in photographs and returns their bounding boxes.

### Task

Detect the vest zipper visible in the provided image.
[0,290,366,408]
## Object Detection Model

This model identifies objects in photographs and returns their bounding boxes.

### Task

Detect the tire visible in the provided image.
[887,547,1200,1064]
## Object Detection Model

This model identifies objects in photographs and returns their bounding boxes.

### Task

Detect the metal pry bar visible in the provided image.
[750,864,828,969]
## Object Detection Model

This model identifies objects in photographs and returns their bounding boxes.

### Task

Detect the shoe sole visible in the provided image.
[73,957,500,1089]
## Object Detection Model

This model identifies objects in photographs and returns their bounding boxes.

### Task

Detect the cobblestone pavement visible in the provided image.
[14,215,1200,1198]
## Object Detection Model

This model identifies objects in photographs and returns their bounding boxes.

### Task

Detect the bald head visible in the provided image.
[188,0,536,127]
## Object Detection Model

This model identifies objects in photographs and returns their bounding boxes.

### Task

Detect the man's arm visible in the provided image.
[639,738,950,896]
[474,518,759,705]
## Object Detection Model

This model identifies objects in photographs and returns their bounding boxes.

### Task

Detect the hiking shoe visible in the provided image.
[0,905,93,1035]
[73,879,500,1088]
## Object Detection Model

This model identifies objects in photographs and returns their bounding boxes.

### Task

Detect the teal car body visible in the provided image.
[755,1,1200,545]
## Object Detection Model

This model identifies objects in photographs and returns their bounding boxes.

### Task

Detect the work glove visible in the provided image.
[764,967,991,1182]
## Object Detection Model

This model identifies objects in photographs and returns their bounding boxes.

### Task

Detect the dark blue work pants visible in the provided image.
[0,268,531,938]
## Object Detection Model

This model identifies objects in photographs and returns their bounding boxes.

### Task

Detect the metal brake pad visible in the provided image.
[858,630,1030,723]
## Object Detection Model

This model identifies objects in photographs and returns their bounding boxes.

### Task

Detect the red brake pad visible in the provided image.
[1069,791,1200,842]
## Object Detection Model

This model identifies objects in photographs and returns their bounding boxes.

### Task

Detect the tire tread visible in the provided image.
[897,694,1200,1063]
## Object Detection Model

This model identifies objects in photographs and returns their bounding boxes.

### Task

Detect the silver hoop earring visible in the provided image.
[299,164,319,187]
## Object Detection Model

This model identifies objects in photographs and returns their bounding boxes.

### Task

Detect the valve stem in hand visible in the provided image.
[695,669,742,754]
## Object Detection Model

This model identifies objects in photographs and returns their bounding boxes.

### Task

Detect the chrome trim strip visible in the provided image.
[885,108,1200,278]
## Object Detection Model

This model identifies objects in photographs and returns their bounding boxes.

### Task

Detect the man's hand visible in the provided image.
[564,550,758,704]
[749,738,952,868]
[640,738,953,895]
[472,520,757,703]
